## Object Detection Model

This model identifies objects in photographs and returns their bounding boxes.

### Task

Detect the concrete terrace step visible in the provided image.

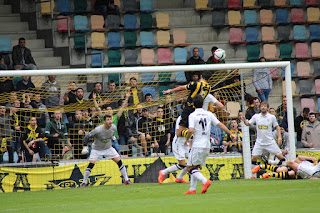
[0,5,12,14]
[0,31,37,40]
[0,16,20,22]
[35,57,63,68]
[11,39,45,49]
[0,22,29,32]
[31,48,54,57]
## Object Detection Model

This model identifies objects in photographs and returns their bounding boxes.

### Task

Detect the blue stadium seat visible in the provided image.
[140,31,157,47]
[57,0,71,14]
[175,72,187,83]
[0,37,12,53]
[289,0,304,6]
[74,15,91,32]
[209,0,226,8]
[140,0,156,12]
[244,10,259,25]
[142,86,156,98]
[281,62,295,77]
[275,9,289,24]
[245,27,260,43]
[124,14,139,30]
[310,25,320,41]
[293,25,307,41]
[141,73,156,82]
[318,98,320,112]
[191,47,204,59]
[174,48,188,64]
[108,32,122,49]
[91,50,105,67]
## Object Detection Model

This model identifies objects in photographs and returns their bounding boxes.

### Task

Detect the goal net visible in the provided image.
[0,62,295,193]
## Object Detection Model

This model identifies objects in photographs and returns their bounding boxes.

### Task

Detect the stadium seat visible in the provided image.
[108,73,120,85]
[140,13,153,29]
[275,9,289,24]
[226,102,241,118]
[191,47,204,58]
[291,8,305,23]
[141,73,156,82]
[315,79,320,94]
[140,31,157,47]
[91,50,105,67]
[142,86,156,99]
[210,0,226,8]
[228,11,242,26]
[107,15,121,30]
[244,10,259,25]
[228,0,242,9]
[212,11,226,27]
[299,79,313,94]
[313,60,320,75]
[156,13,172,29]
[274,0,289,7]
[282,80,297,96]
[281,62,295,77]
[243,0,259,8]
[195,0,211,10]
[310,25,320,41]
[295,43,310,59]
[173,30,190,46]
[40,0,56,15]
[57,0,71,14]
[307,7,320,22]
[57,15,74,33]
[174,48,188,64]
[263,44,277,60]
[91,15,107,31]
[311,42,320,58]
[74,15,91,32]
[277,25,291,41]
[293,25,307,41]
[124,31,137,47]
[74,0,87,13]
[260,9,274,25]
[279,43,292,59]
[140,0,155,12]
[229,28,246,44]
[289,0,304,6]
[124,14,139,30]
[306,0,320,6]
[158,85,171,97]
[257,0,272,7]
[123,0,138,12]
[158,72,172,82]
[261,26,278,42]
[270,68,280,78]
[141,49,155,64]
[301,98,315,112]
[247,45,260,61]
[297,61,311,77]
[245,27,260,43]
[74,33,86,49]
[108,32,122,49]
[0,36,12,53]
[91,32,107,49]
[157,31,171,46]
[124,49,138,65]
[157,48,172,64]
[175,72,187,83]
[108,50,121,66]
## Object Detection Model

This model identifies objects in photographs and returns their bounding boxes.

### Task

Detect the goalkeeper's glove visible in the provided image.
[81,146,88,155]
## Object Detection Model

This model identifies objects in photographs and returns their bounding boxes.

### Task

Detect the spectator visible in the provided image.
[63,81,77,105]
[12,38,37,70]
[269,108,276,116]
[30,92,50,132]
[45,110,72,158]
[152,107,171,154]
[222,119,242,153]
[245,97,260,120]
[41,75,61,109]
[105,80,120,109]
[295,107,310,147]
[21,117,47,162]
[9,100,23,162]
[5,91,18,108]
[16,76,35,92]
[0,56,7,70]
[0,77,14,95]
[68,110,87,159]
[144,93,157,118]
[134,104,143,120]
[89,82,104,104]
[276,96,297,130]
[185,47,205,82]
[0,105,15,163]
[127,77,144,107]
[94,0,120,18]
[301,113,320,148]
[136,108,153,156]
[74,88,86,105]
[253,57,272,102]
[162,94,179,148]
[206,46,225,64]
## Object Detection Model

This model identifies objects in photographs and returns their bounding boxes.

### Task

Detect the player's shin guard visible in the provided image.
[272,171,289,179]
[189,174,197,191]
[117,160,129,181]
[261,164,279,172]
[177,167,188,180]
[190,168,207,184]
[162,164,183,175]
[83,163,95,184]
[277,158,286,165]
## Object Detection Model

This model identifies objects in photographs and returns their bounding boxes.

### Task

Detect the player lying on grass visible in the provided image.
[183,95,235,194]
[81,114,132,187]
[252,155,320,179]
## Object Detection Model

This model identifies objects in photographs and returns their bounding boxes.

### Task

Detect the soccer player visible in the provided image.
[184,95,235,194]
[163,71,224,138]
[80,114,132,187]
[239,101,286,177]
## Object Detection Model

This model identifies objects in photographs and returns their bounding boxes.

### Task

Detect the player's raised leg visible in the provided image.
[113,156,132,185]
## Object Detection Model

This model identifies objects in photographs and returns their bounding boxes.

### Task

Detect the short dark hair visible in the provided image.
[201,70,212,81]
[94,82,102,87]
[130,77,137,81]
[259,57,266,61]
[303,107,310,113]
[253,97,260,102]
[211,46,218,53]
[309,112,316,117]
[193,95,204,108]
[19,38,25,42]
[76,88,84,92]
[104,114,112,120]
[145,93,152,99]
[109,80,115,84]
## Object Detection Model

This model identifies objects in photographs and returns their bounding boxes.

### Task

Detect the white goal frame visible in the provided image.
[0,62,294,179]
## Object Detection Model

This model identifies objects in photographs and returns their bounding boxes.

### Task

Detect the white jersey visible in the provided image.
[203,94,218,111]
[249,112,278,145]
[173,116,186,144]
[188,108,220,148]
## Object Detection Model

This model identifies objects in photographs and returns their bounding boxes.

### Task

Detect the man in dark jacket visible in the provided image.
[16,76,35,91]
[12,38,37,70]
[185,47,205,82]
[94,0,119,18]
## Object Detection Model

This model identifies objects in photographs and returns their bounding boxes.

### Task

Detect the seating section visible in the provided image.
[301,98,315,112]
[0,36,12,53]
[91,50,105,67]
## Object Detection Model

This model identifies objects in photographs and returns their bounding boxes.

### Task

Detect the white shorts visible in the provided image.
[172,140,189,161]
[89,147,120,162]
[252,143,282,156]
[297,161,320,179]
[187,147,210,166]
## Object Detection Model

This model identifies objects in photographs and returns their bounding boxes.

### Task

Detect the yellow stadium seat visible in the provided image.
[91,32,108,49]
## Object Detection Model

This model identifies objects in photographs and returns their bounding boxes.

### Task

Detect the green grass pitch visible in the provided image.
[1,179,319,213]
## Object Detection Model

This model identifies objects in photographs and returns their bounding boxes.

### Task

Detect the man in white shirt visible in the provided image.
[239,101,285,176]
[183,95,235,194]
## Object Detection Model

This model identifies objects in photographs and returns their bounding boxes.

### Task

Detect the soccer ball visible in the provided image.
[214,48,226,61]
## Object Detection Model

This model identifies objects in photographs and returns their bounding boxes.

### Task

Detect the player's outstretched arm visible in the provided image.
[275,125,282,145]
[239,114,250,126]
[217,123,236,141]
[162,85,186,94]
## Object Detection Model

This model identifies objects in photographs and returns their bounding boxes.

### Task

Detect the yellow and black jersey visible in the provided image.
[185,80,211,106]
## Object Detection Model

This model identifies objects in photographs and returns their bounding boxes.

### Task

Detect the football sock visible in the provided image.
[83,163,95,184]
[162,164,182,175]
[272,171,289,179]
[261,164,279,172]
[189,174,197,191]
[117,160,129,181]
[177,167,188,180]
[277,158,286,165]
[190,169,207,184]
[181,130,189,138]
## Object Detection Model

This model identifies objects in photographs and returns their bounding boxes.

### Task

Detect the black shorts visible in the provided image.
[179,105,195,128]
